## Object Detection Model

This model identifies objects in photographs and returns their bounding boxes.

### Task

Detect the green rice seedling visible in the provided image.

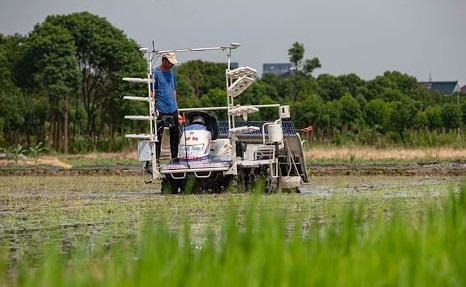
[1,181,465,286]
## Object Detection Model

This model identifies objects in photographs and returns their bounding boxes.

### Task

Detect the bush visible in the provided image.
[96,137,130,152]
[69,136,95,153]
[28,142,47,162]
[442,103,462,130]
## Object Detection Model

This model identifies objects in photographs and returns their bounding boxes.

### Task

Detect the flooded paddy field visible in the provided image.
[1,175,465,286]
[1,175,464,247]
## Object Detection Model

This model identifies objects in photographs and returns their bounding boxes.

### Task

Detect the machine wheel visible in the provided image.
[227,174,245,193]
[234,167,249,193]
[161,177,184,194]
[266,177,280,193]
[161,178,173,194]
[194,173,232,193]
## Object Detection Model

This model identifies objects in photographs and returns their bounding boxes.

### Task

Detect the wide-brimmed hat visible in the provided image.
[161,52,178,65]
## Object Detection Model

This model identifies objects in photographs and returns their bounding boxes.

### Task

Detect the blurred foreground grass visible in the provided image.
[0,177,465,286]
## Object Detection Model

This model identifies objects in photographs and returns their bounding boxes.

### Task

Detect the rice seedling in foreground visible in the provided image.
[1,185,466,287]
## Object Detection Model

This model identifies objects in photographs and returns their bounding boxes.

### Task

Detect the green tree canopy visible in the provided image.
[388,99,416,138]
[288,42,304,72]
[366,99,391,131]
[0,35,25,144]
[339,94,361,130]
[441,103,462,130]
[425,106,443,130]
[36,13,145,148]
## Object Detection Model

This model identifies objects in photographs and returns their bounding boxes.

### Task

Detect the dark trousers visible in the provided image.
[156,111,180,159]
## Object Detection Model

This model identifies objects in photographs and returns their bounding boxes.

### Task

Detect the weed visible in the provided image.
[28,142,47,163]
[9,144,26,164]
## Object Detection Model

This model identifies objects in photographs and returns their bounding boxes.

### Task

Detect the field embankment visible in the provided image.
[1,147,464,176]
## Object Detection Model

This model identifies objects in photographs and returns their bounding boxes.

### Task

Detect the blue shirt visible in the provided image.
[152,66,177,113]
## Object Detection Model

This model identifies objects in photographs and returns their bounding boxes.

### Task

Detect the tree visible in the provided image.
[381,88,404,102]
[200,88,226,107]
[441,103,462,130]
[366,99,390,131]
[176,60,226,98]
[425,106,443,130]
[288,41,321,77]
[239,81,279,120]
[291,94,323,131]
[318,100,342,137]
[48,12,146,147]
[382,71,418,97]
[286,42,321,101]
[388,99,416,138]
[24,22,80,153]
[288,42,304,72]
[15,12,147,151]
[365,75,393,100]
[1,33,54,148]
[176,73,199,108]
[414,111,428,129]
[303,58,321,76]
[338,74,365,97]
[0,38,24,144]
[257,74,281,102]
[339,94,361,131]
[317,74,343,101]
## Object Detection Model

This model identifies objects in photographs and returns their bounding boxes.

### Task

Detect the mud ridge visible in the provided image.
[0,162,465,176]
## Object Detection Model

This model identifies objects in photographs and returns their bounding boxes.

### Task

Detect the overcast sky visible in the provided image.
[1,0,465,84]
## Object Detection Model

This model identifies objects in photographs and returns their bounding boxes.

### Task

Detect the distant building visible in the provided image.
[223,62,238,69]
[230,62,239,69]
[461,85,466,94]
[262,63,292,77]
[418,81,460,95]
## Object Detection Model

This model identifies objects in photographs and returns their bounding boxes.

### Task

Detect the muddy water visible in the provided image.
[0,175,464,261]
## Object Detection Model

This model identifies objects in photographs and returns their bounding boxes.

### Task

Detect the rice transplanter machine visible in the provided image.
[122,43,308,193]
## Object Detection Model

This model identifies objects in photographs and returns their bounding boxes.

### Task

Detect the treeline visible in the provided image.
[0,12,147,153]
[1,13,465,152]
[257,70,466,147]
[176,44,466,147]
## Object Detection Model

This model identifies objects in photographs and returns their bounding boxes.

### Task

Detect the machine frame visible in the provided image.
[123,43,308,192]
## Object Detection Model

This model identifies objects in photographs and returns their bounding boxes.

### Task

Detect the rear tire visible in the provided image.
[161,177,184,194]
[194,173,231,193]
[161,178,174,194]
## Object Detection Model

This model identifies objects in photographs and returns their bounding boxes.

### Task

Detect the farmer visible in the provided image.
[151,52,180,161]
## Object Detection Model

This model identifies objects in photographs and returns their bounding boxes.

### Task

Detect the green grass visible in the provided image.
[0,177,465,286]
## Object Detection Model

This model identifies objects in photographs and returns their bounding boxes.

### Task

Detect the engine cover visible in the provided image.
[178,124,212,160]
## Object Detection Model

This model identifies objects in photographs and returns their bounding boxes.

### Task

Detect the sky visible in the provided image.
[1,0,465,85]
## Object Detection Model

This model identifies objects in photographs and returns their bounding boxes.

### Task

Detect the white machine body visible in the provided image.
[268,124,283,143]
[209,139,233,161]
[137,140,151,161]
[178,126,212,160]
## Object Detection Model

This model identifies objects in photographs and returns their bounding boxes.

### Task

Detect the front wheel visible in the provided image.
[161,177,184,194]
